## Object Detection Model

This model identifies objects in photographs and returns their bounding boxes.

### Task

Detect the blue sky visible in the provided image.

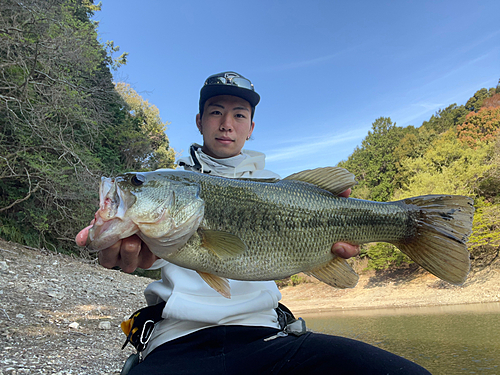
[93,0,500,178]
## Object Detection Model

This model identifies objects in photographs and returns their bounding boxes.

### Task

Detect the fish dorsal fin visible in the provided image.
[284,167,357,196]
[200,229,247,259]
[305,257,359,289]
[197,271,231,298]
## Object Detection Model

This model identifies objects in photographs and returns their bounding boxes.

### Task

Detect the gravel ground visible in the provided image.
[0,240,151,375]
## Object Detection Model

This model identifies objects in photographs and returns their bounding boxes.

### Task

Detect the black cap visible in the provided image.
[199,71,260,115]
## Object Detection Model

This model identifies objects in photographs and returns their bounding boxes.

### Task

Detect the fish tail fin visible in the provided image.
[393,195,474,285]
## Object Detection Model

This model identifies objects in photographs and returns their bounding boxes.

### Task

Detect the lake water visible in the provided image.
[300,303,500,375]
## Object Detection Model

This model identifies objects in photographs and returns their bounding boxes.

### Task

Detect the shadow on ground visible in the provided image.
[364,263,425,288]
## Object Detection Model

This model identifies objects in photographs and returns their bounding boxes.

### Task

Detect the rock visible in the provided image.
[46,288,64,299]
[99,321,112,330]
[0,261,8,271]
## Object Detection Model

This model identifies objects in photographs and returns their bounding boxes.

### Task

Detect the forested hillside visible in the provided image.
[0,0,175,253]
[339,84,500,271]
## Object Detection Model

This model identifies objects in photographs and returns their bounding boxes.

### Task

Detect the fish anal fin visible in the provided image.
[200,229,247,259]
[306,257,359,289]
[284,167,358,196]
[197,271,231,298]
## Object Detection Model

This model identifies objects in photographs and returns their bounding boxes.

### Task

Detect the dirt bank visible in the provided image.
[1,239,499,374]
[279,262,500,314]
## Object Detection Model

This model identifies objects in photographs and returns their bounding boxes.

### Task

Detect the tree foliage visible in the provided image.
[338,81,500,271]
[115,82,176,171]
[421,104,468,134]
[339,117,408,201]
[465,88,497,112]
[363,243,411,271]
[395,131,495,198]
[457,106,500,148]
[0,0,175,253]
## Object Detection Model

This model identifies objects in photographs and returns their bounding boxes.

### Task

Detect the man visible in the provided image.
[76,72,430,374]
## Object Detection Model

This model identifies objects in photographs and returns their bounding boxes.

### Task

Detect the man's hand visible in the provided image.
[331,189,360,259]
[75,224,159,273]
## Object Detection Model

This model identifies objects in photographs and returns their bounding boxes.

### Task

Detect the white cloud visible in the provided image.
[265,128,364,162]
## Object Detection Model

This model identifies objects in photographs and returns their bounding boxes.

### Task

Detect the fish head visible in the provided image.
[87,171,205,258]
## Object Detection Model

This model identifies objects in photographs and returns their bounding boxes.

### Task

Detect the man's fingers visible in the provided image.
[332,243,360,259]
[137,243,160,269]
[95,235,155,273]
[116,235,143,273]
[338,188,351,198]
[98,240,123,269]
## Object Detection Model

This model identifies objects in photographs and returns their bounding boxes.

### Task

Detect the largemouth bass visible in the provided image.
[87,167,474,298]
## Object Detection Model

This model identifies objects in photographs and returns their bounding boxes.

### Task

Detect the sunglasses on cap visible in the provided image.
[204,73,255,92]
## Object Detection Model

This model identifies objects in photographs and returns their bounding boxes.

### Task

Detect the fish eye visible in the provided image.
[130,174,145,186]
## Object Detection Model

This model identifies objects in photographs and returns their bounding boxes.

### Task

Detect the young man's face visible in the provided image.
[196,95,255,159]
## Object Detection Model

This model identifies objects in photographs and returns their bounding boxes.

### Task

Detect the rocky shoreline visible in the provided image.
[1,239,499,374]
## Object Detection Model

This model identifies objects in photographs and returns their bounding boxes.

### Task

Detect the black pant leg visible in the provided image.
[271,332,432,375]
[128,326,431,375]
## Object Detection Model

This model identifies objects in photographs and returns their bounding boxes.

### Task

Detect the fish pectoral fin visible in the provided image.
[200,229,247,259]
[305,257,359,289]
[284,167,358,196]
[196,271,231,299]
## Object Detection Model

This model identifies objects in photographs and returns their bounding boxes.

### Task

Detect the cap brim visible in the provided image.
[200,85,260,109]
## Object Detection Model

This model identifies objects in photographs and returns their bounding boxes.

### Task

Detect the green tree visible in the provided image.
[468,199,500,268]
[392,126,438,188]
[395,130,494,198]
[465,87,496,112]
[364,243,411,271]
[339,117,407,201]
[469,136,500,267]
[114,82,176,171]
[421,104,468,134]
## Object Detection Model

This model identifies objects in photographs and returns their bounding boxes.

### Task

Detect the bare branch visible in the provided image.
[0,169,41,212]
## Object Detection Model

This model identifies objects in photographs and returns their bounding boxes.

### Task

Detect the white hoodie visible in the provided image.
[143,144,282,357]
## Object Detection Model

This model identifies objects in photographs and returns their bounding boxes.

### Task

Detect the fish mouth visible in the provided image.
[86,177,139,251]
[86,216,139,251]
[99,177,115,211]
